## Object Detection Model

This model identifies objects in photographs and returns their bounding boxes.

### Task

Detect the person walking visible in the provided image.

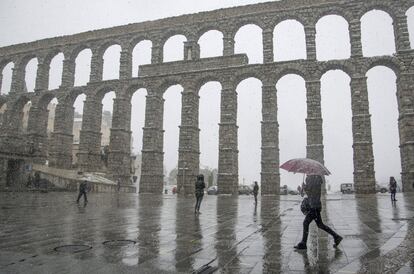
[253,181,259,204]
[294,174,342,250]
[194,174,206,214]
[76,180,88,204]
[389,176,397,202]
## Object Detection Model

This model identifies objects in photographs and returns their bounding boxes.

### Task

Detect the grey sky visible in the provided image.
[1,0,413,190]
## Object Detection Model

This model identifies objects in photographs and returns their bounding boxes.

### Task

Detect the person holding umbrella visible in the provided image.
[280,158,342,250]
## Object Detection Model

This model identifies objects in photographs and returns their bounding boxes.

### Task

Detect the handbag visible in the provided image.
[300,197,310,215]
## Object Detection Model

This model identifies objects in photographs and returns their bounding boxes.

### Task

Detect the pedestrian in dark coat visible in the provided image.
[389,176,397,202]
[294,175,342,250]
[194,174,206,214]
[76,180,88,204]
[253,181,259,204]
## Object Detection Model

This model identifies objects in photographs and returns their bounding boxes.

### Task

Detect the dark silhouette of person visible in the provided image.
[389,176,397,202]
[253,181,259,204]
[76,180,88,204]
[294,175,342,250]
[194,174,206,214]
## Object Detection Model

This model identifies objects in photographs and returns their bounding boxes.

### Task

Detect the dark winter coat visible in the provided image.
[303,175,322,209]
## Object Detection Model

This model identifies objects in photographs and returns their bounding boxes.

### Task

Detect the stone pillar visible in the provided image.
[261,83,279,195]
[394,13,411,52]
[218,80,238,194]
[139,90,164,193]
[10,61,25,93]
[304,25,317,60]
[223,33,235,56]
[305,80,324,163]
[184,41,200,60]
[90,51,103,82]
[397,71,414,192]
[350,76,376,193]
[306,79,326,193]
[26,103,49,163]
[119,50,132,79]
[349,20,363,58]
[177,82,199,195]
[61,57,75,87]
[151,41,163,64]
[48,100,75,168]
[262,28,274,63]
[35,59,50,91]
[108,96,132,183]
[77,97,103,171]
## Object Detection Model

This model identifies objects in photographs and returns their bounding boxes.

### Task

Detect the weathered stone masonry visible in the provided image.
[0,0,414,194]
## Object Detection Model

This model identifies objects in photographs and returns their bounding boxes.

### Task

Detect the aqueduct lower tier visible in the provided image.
[1,0,414,194]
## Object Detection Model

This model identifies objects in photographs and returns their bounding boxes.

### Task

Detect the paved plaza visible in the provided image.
[0,192,414,273]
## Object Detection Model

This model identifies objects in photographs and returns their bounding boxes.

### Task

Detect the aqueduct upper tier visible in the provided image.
[0,0,414,194]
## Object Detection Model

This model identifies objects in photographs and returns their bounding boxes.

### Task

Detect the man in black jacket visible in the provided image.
[76,180,88,204]
[194,174,206,214]
[294,175,342,250]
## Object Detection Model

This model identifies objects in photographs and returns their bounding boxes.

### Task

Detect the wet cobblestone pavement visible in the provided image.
[0,192,413,273]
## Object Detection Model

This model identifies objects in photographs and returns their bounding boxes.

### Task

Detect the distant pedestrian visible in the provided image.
[389,176,397,202]
[194,174,206,214]
[76,180,88,204]
[26,174,33,188]
[253,181,259,204]
[34,172,40,188]
[117,179,121,192]
[294,175,342,250]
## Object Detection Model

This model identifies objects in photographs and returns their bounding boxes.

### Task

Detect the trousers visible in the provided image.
[301,208,338,244]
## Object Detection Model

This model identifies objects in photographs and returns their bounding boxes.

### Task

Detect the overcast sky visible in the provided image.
[1,0,413,190]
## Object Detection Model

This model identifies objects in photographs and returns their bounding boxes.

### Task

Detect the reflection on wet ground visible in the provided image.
[0,192,413,273]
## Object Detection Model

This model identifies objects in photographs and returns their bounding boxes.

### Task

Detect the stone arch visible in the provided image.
[315,14,351,61]
[317,62,355,80]
[273,16,306,29]
[162,34,188,62]
[273,19,306,62]
[195,75,223,92]
[131,39,152,77]
[313,7,353,26]
[94,84,120,102]
[24,56,38,93]
[360,9,396,57]
[365,65,401,185]
[47,50,64,90]
[74,48,92,86]
[274,65,307,83]
[130,86,148,173]
[127,36,152,52]
[234,23,263,64]
[320,69,353,191]
[195,25,224,40]
[159,77,184,94]
[69,44,92,61]
[405,6,414,49]
[100,43,122,80]
[357,3,397,22]
[362,57,401,76]
[0,60,14,94]
[234,70,265,88]
[198,29,224,58]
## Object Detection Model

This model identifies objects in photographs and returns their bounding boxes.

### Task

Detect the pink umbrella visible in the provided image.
[280,158,331,176]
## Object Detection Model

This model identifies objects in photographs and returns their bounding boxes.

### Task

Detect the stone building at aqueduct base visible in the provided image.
[0,0,413,195]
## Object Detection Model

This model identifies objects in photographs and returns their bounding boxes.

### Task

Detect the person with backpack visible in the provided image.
[294,174,342,250]
[194,174,206,214]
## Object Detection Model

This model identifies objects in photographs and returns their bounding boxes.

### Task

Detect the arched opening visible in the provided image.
[74,49,92,86]
[72,94,86,166]
[273,20,306,61]
[25,58,38,93]
[100,91,116,152]
[46,98,59,139]
[321,70,352,192]
[367,66,401,186]
[0,103,7,127]
[22,101,32,132]
[130,88,147,186]
[163,85,182,181]
[235,24,263,64]
[237,77,262,185]
[199,81,221,188]
[407,7,414,49]
[198,30,223,58]
[316,15,351,61]
[1,62,13,94]
[102,45,121,80]
[132,40,152,77]
[163,35,187,62]
[48,53,64,90]
[277,74,306,189]
[361,10,396,57]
